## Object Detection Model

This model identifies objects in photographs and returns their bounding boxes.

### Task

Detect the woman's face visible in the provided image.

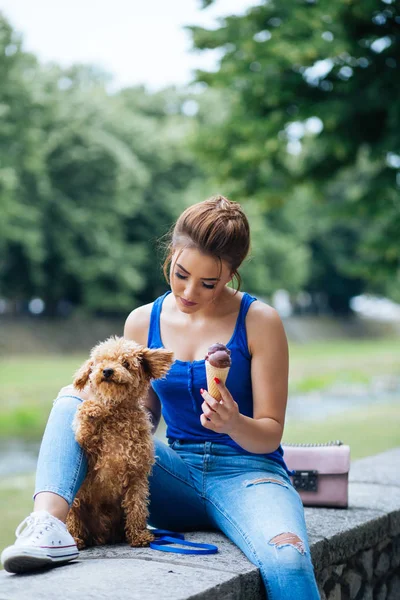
[170,247,233,313]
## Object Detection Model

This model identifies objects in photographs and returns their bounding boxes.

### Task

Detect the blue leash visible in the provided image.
[149,529,218,555]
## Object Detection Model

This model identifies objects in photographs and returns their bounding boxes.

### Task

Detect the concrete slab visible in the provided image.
[304,506,390,569]
[0,531,264,600]
[79,531,257,575]
[349,448,400,486]
[0,556,263,600]
[349,482,400,536]
[349,483,400,513]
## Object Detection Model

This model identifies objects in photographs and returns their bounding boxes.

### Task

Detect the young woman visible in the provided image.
[1,196,320,599]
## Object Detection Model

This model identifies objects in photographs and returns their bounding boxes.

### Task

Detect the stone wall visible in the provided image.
[317,536,400,600]
[312,448,400,600]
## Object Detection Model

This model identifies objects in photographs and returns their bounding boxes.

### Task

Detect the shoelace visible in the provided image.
[15,514,55,541]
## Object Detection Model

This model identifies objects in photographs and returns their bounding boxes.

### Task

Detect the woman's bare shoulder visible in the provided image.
[246,299,286,353]
[124,302,154,346]
[247,298,280,320]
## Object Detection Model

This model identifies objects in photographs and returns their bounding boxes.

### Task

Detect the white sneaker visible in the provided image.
[1,510,79,573]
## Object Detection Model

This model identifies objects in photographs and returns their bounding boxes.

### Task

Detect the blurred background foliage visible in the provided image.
[191,0,400,311]
[0,0,399,318]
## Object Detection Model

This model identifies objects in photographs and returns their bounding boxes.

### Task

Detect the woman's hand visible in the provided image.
[200,378,241,435]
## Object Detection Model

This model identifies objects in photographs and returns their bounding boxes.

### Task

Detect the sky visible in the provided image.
[0,0,258,90]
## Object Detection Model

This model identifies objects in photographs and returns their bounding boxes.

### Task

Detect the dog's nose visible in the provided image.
[103,368,114,379]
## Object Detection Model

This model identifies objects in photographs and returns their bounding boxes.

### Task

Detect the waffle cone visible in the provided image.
[205,361,230,401]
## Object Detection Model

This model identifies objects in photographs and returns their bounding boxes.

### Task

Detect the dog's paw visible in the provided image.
[128,529,155,547]
[75,537,86,550]
[81,403,103,420]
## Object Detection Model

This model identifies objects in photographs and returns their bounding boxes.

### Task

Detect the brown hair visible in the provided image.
[162,195,250,291]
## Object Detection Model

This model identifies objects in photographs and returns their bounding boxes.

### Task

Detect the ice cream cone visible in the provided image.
[205,361,230,401]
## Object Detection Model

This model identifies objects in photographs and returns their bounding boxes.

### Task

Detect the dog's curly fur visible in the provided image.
[66,336,173,549]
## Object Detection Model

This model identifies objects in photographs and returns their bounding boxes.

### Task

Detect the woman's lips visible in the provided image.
[180,297,197,307]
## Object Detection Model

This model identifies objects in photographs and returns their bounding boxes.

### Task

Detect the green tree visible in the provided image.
[28,75,203,314]
[0,15,48,308]
[183,86,312,299]
[189,0,400,311]
[117,86,207,304]
[0,13,205,315]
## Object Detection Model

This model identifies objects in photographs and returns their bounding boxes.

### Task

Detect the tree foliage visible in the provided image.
[0,14,201,315]
[0,11,312,315]
[190,0,400,308]
[1,4,398,317]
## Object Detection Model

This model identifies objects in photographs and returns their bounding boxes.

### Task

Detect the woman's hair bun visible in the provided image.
[205,196,248,227]
[208,195,242,214]
[162,194,250,292]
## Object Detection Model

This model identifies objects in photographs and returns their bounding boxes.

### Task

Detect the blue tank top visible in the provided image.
[148,290,290,473]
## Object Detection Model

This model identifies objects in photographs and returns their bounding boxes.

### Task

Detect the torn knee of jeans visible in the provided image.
[244,477,288,489]
[269,532,306,555]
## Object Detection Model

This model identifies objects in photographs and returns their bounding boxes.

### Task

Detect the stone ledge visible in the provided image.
[1,448,399,600]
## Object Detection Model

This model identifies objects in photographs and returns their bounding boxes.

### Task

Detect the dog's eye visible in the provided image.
[122,360,130,369]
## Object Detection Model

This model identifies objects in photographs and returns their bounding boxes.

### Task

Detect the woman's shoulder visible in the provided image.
[246,296,279,320]
[124,302,154,346]
[245,297,286,352]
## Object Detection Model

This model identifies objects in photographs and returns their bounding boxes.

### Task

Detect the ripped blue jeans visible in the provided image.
[34,396,320,600]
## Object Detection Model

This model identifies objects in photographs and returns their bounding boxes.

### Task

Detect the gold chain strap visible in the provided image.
[283,440,343,447]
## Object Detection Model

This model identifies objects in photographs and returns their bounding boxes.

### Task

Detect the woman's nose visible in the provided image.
[183,281,196,300]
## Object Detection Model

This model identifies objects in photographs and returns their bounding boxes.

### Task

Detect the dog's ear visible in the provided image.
[140,348,174,380]
[73,359,93,390]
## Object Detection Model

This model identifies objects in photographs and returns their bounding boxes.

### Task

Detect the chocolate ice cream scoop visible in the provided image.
[205,343,231,368]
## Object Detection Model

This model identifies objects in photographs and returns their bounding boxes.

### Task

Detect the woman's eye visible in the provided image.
[175,271,215,289]
[122,361,129,369]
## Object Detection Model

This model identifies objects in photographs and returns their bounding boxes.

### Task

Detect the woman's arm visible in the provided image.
[200,301,288,454]
[124,303,162,434]
[140,386,162,434]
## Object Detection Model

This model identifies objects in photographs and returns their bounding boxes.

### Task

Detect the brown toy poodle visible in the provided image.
[66,336,173,549]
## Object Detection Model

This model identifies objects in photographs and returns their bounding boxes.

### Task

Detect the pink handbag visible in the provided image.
[282,441,350,508]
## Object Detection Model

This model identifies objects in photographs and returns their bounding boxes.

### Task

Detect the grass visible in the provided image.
[282,403,400,459]
[0,355,86,439]
[288,338,399,393]
[0,339,399,559]
[0,474,35,558]
[0,339,398,439]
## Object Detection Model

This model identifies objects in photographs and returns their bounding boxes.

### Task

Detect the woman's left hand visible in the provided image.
[200,379,241,435]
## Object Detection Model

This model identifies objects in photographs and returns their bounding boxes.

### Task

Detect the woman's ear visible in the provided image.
[225,271,234,286]
[73,360,93,390]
